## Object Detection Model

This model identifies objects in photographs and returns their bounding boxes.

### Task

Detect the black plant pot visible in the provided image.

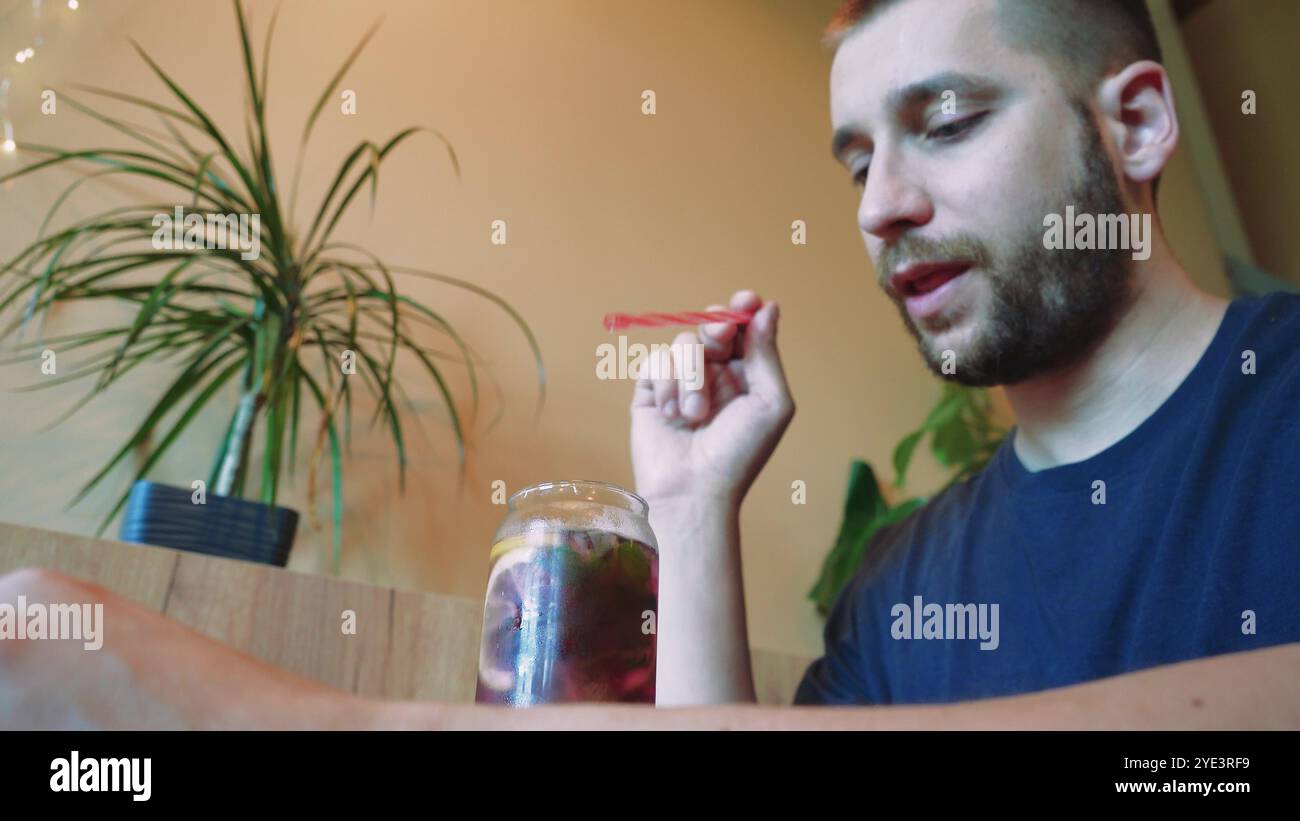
[119,480,299,566]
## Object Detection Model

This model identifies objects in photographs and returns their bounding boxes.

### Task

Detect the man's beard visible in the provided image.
[882,102,1138,387]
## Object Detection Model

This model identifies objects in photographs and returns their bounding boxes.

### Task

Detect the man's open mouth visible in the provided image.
[888,262,973,320]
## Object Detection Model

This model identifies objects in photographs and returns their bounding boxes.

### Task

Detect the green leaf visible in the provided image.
[233,0,263,120]
[96,355,247,535]
[300,20,379,148]
[287,364,301,477]
[931,412,977,468]
[289,17,382,221]
[2,144,247,213]
[297,140,377,259]
[892,429,925,488]
[129,39,264,212]
[70,323,245,508]
[808,460,926,617]
[921,385,963,430]
[101,258,197,385]
[304,134,408,259]
[68,83,206,133]
[57,93,190,166]
[329,249,478,427]
[297,368,345,574]
[379,264,545,419]
[259,3,282,107]
[330,331,409,486]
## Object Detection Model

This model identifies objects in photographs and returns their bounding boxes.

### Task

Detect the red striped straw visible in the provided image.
[603,309,757,333]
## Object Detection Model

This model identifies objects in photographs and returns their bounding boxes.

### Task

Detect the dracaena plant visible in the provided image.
[0,1,544,571]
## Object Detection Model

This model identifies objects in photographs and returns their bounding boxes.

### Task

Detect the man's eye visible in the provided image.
[927,111,988,142]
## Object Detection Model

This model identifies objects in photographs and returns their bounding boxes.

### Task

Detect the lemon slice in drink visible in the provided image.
[477,541,545,694]
[487,533,530,563]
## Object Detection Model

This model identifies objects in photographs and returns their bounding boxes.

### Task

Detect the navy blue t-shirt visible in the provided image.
[795,291,1300,705]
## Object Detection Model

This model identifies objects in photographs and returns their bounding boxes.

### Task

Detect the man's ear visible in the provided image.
[1095,60,1179,191]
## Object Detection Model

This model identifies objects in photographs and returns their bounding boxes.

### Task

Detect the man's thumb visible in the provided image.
[742,301,788,400]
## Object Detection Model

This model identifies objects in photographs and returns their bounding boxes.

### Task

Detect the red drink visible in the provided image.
[476,529,658,705]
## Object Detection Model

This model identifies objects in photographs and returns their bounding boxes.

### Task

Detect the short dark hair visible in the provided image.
[823,0,1163,97]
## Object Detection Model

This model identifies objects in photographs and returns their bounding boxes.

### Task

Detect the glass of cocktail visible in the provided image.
[475,480,659,706]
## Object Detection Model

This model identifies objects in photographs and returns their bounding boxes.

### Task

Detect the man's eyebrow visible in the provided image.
[832,72,1001,163]
[887,72,1000,111]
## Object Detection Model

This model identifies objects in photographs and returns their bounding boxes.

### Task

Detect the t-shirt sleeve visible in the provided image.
[793,570,879,705]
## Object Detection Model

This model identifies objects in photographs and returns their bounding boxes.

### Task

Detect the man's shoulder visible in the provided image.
[1220,290,1300,406]
[852,464,995,588]
[1251,289,1300,320]
[1231,290,1300,356]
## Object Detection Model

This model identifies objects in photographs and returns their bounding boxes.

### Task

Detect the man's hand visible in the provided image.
[627,289,793,704]
[630,289,794,508]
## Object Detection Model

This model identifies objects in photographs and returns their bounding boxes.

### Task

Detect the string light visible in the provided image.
[3,0,78,153]
[1,54,14,155]
[26,2,43,63]
[1,78,12,153]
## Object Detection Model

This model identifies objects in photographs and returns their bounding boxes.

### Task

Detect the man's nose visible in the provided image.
[857,151,933,242]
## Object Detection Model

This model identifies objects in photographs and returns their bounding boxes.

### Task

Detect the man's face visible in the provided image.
[830,0,1135,386]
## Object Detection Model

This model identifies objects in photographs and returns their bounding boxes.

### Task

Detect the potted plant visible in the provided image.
[0,1,544,570]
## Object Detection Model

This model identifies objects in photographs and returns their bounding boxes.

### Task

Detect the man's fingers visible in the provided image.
[700,291,761,361]
[671,330,710,422]
[631,376,655,408]
[699,303,737,362]
[651,354,678,418]
[740,301,793,413]
[713,360,744,407]
[730,289,761,313]
[632,290,764,423]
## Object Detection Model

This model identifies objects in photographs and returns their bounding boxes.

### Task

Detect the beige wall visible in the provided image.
[1181,0,1300,282]
[0,0,1239,656]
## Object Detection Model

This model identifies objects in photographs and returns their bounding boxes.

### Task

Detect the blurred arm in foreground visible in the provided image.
[2,566,1297,730]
